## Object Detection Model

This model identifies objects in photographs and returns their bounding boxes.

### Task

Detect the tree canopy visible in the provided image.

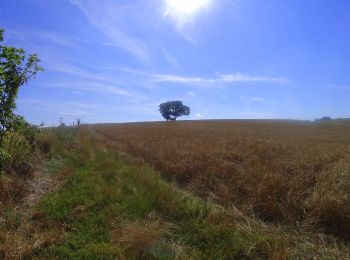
[0,28,43,142]
[159,101,190,121]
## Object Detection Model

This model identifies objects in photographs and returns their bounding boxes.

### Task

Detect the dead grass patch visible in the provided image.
[113,217,170,257]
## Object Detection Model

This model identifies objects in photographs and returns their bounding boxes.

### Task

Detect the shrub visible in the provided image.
[0,28,42,143]
[0,132,37,177]
[36,131,56,157]
[0,116,40,208]
[0,174,27,206]
[0,148,10,175]
[12,115,40,149]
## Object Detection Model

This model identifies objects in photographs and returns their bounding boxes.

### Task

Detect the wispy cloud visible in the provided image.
[50,61,121,84]
[33,30,83,48]
[113,67,288,86]
[68,0,149,62]
[44,81,141,100]
[219,73,287,83]
[152,74,213,84]
[329,83,350,90]
[250,97,265,102]
[245,96,289,106]
[160,47,180,68]
[7,29,84,48]
[46,61,146,100]
[188,91,196,97]
[18,99,99,117]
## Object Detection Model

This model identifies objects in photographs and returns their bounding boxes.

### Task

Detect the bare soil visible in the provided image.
[25,170,56,208]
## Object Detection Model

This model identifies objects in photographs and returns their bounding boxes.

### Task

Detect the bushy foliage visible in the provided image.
[12,115,39,148]
[0,28,42,208]
[0,28,42,177]
[0,28,43,143]
[0,116,39,174]
[159,101,190,121]
[315,116,332,122]
[0,148,10,175]
[0,132,37,176]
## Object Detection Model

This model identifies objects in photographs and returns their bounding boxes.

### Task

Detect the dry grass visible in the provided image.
[2,124,347,259]
[113,216,171,258]
[0,132,37,177]
[93,120,350,240]
[0,132,38,209]
[0,175,27,207]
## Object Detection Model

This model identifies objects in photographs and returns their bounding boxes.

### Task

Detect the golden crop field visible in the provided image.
[93,120,350,239]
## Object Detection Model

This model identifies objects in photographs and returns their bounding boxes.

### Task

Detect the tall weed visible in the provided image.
[0,132,37,177]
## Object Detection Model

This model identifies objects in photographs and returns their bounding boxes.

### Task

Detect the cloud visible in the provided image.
[188,91,196,97]
[46,61,146,100]
[150,72,287,85]
[18,99,99,117]
[111,67,288,87]
[44,81,141,99]
[117,68,288,84]
[68,0,149,62]
[195,113,204,117]
[152,74,214,84]
[245,96,288,106]
[50,61,120,84]
[33,30,82,48]
[160,47,180,68]
[219,73,287,83]
[7,29,84,49]
[250,97,265,102]
[329,84,350,90]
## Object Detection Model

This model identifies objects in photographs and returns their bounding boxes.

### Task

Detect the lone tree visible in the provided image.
[0,28,43,143]
[159,101,190,121]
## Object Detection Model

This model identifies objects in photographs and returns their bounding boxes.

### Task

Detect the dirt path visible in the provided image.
[25,170,56,209]
[0,168,59,259]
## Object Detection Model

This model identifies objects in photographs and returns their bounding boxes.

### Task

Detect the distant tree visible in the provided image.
[315,116,332,122]
[159,101,190,121]
[58,117,65,127]
[75,118,81,126]
[0,28,43,143]
[321,116,332,121]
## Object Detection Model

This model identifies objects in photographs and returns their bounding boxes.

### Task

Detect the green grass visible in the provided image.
[0,208,22,232]
[34,136,281,259]
[2,126,347,259]
[1,124,349,259]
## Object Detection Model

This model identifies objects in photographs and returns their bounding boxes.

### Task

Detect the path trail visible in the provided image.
[26,169,56,208]
[1,167,59,259]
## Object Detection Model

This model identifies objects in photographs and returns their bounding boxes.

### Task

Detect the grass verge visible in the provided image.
[2,127,349,259]
[32,131,283,259]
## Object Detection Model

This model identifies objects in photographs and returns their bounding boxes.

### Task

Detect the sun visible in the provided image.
[165,0,210,15]
[164,0,211,22]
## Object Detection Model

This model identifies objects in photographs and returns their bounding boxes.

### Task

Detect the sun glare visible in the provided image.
[164,0,211,22]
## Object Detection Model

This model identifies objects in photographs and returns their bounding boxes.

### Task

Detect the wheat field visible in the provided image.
[93,120,350,239]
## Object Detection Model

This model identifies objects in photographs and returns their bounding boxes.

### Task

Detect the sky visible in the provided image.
[1,0,350,125]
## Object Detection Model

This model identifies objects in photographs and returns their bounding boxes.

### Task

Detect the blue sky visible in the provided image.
[1,0,349,124]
